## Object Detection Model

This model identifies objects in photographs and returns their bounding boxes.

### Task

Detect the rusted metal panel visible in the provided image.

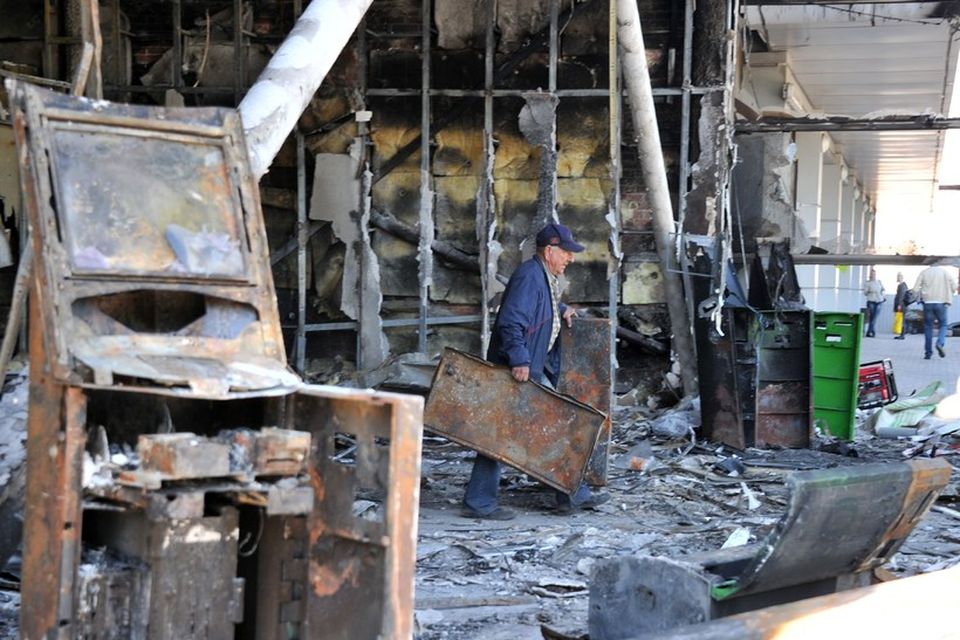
[217,427,311,477]
[424,348,605,494]
[697,308,811,449]
[89,508,244,639]
[559,317,613,486]
[292,386,423,640]
[248,427,311,476]
[20,306,87,638]
[696,307,755,450]
[753,311,812,449]
[76,557,149,639]
[256,517,308,639]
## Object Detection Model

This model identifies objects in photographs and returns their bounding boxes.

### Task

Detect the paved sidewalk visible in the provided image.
[859,331,960,398]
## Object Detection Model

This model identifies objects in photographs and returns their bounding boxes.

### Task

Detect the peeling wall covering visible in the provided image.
[310,145,389,368]
[519,93,559,229]
[685,94,727,238]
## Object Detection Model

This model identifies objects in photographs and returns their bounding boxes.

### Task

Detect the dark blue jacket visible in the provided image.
[487,257,566,384]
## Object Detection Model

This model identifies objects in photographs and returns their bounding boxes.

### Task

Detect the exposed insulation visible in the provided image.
[373,172,421,297]
[622,262,666,305]
[434,126,484,177]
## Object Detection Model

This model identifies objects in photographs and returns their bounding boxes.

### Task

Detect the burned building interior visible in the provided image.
[1,0,960,638]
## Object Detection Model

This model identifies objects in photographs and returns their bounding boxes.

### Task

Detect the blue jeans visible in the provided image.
[923,302,948,356]
[463,454,594,514]
[866,300,882,336]
[462,369,594,514]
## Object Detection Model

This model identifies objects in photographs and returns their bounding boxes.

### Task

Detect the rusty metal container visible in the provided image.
[424,348,605,494]
[697,307,812,449]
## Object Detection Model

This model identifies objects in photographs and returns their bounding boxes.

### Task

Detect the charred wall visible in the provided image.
[0,0,731,396]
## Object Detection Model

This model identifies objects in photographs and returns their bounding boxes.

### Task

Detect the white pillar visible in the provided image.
[853,200,862,251]
[817,162,843,310]
[795,132,823,305]
[839,180,857,312]
[795,132,823,241]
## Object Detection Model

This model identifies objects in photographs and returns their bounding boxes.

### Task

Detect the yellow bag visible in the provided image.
[893,311,903,335]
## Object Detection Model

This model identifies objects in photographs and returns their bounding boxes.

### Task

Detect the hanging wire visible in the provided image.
[238,507,265,557]
[814,4,949,27]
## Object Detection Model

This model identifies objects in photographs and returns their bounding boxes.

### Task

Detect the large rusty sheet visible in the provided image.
[424,348,605,494]
[559,317,612,486]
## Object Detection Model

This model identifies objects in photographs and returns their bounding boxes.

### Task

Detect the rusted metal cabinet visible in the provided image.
[9,81,422,640]
[697,307,812,449]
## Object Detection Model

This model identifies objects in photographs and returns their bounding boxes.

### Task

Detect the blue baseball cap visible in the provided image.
[535,222,584,253]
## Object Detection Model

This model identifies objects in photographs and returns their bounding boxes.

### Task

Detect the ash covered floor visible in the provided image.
[412,400,960,639]
[0,391,957,639]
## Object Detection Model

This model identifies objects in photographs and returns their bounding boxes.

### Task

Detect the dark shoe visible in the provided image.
[461,506,516,521]
[894,335,905,340]
[937,345,946,358]
[577,492,611,510]
[925,353,932,360]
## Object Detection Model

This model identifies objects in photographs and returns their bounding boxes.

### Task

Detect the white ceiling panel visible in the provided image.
[744,3,959,214]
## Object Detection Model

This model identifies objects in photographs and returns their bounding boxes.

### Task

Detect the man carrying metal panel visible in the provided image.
[461,223,609,520]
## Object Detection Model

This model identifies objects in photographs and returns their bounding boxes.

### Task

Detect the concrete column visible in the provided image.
[853,199,865,252]
[838,180,857,312]
[795,132,823,241]
[794,132,823,304]
[817,162,843,310]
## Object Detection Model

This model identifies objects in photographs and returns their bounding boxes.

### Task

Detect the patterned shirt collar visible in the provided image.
[536,256,562,351]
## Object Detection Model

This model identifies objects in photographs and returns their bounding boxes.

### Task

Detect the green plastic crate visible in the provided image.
[812,312,864,440]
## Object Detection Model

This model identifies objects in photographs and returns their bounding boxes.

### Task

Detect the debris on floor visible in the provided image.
[410,397,960,639]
